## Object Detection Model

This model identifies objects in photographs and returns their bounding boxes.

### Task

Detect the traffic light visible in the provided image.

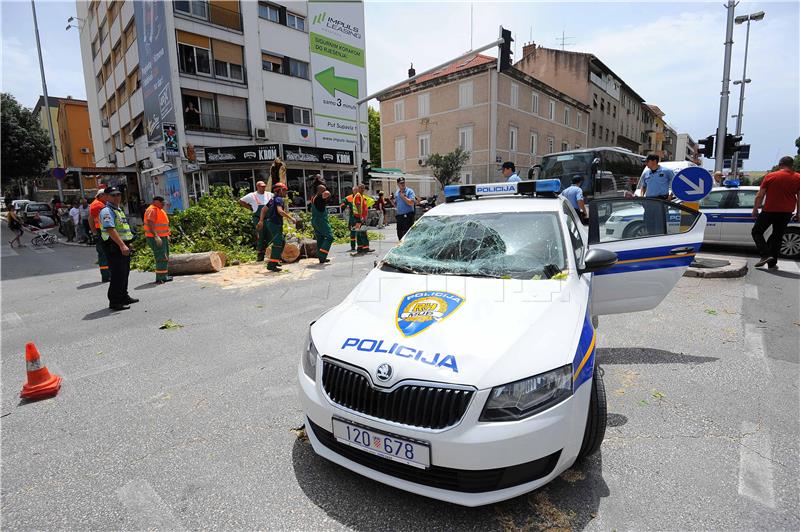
[723,134,743,159]
[360,159,372,183]
[498,28,513,71]
[697,135,715,159]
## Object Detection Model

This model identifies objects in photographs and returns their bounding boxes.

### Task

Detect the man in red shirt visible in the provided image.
[752,156,800,268]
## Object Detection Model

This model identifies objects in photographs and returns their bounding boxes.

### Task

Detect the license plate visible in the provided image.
[332,418,431,469]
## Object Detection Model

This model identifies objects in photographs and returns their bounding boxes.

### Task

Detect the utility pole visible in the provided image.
[714,0,737,174]
[730,11,764,178]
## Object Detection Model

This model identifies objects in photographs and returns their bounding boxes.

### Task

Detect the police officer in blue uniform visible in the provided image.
[640,155,675,235]
[561,175,588,223]
[100,187,139,311]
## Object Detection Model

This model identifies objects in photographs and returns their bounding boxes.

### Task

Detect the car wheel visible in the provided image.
[780,228,800,259]
[578,365,607,460]
[623,222,647,239]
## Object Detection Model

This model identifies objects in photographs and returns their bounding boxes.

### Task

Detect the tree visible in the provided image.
[794,136,800,172]
[1,93,52,194]
[368,106,381,167]
[427,147,470,191]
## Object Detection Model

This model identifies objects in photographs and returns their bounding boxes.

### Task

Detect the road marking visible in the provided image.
[744,284,758,300]
[66,361,129,381]
[1,312,23,328]
[779,259,799,273]
[30,246,55,254]
[738,421,776,509]
[744,323,771,376]
[116,479,185,531]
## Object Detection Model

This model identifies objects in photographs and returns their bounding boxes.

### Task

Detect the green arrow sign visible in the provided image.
[315,67,359,98]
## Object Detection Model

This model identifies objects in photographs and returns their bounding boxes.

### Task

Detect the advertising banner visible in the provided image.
[134,0,176,144]
[164,169,183,213]
[283,145,353,166]
[308,1,368,157]
[204,144,281,165]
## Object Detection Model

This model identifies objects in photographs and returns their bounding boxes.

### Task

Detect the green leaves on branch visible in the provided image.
[427,147,471,192]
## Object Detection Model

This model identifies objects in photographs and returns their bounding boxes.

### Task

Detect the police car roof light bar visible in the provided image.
[444,179,561,202]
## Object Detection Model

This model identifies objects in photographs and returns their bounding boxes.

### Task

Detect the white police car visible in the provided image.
[298,179,705,506]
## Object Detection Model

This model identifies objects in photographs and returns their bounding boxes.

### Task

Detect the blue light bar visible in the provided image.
[444,184,463,198]
[722,178,740,188]
[443,179,563,203]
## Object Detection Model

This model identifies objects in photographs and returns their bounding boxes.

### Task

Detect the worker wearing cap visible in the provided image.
[340,186,358,252]
[353,184,374,254]
[100,187,138,310]
[240,181,274,262]
[89,188,111,282]
[144,196,172,284]
[311,182,334,264]
[259,182,297,272]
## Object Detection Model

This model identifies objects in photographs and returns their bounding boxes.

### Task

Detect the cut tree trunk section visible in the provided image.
[168,252,224,275]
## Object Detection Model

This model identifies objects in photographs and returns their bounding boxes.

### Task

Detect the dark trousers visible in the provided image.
[396,212,415,240]
[104,240,131,304]
[752,211,792,262]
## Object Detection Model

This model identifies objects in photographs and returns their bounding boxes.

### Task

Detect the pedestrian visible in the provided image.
[239,181,273,262]
[269,157,286,187]
[751,156,800,269]
[68,202,80,242]
[341,187,358,251]
[7,208,24,247]
[713,171,724,187]
[99,187,138,311]
[144,196,173,284]
[561,175,588,223]
[259,182,297,272]
[79,198,91,243]
[353,184,374,254]
[311,182,334,264]
[392,177,417,240]
[376,191,387,228]
[89,189,111,282]
[502,161,520,182]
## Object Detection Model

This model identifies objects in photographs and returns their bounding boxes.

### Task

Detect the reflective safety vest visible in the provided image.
[144,205,170,237]
[100,204,133,242]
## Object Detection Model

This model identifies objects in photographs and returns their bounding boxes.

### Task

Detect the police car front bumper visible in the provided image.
[298,362,591,507]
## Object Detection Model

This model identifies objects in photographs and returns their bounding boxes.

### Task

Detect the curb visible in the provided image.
[684,259,748,278]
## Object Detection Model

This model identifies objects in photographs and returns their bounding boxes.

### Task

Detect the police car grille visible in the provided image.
[322,361,473,430]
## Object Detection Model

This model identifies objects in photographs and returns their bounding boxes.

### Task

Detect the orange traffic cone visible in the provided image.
[20,342,62,400]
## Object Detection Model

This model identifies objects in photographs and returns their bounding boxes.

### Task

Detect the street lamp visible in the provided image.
[730,11,765,178]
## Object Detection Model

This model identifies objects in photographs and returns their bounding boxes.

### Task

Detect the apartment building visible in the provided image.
[514,44,653,155]
[77,0,367,211]
[646,104,666,159]
[57,99,96,168]
[32,96,67,169]
[676,133,700,163]
[378,54,589,185]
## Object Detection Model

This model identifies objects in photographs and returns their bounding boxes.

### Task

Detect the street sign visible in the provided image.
[672,166,713,202]
[52,167,66,180]
[737,144,750,159]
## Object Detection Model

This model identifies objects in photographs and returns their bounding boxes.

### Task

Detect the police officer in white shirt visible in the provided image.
[239,181,274,261]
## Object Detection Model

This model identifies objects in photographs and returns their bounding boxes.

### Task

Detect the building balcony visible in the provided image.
[174,1,243,32]
[185,112,250,136]
[178,63,248,87]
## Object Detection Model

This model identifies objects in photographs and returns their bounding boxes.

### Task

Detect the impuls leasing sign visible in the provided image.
[308,0,368,158]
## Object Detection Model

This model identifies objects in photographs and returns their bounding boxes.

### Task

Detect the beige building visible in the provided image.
[378,54,589,185]
[646,104,666,158]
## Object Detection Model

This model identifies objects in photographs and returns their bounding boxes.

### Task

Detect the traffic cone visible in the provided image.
[20,342,62,400]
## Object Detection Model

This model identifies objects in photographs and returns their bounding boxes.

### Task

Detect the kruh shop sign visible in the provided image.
[283,145,353,166]
[204,144,281,164]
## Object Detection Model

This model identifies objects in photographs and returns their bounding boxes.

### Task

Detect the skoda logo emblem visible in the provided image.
[376,363,393,382]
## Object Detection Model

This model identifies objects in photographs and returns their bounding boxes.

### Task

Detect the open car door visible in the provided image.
[588,198,705,315]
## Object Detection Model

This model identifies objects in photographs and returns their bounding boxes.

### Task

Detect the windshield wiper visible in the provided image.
[381,261,421,275]
[543,264,562,279]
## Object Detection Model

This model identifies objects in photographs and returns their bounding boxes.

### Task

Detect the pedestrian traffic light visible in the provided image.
[723,134,743,159]
[360,159,372,183]
[697,135,715,159]
[498,28,513,71]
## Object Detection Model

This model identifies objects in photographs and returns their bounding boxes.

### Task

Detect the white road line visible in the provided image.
[66,361,129,381]
[30,246,55,254]
[779,259,799,273]
[1,312,22,328]
[116,479,186,531]
[738,421,776,509]
[744,284,758,300]
[744,323,771,376]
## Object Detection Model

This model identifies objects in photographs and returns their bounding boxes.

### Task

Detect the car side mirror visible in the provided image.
[580,248,618,274]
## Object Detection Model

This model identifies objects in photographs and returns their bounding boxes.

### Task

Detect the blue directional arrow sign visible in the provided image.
[671,166,713,202]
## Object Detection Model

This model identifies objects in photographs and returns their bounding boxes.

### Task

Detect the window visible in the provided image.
[530,132,538,155]
[593,93,598,108]
[394,100,405,122]
[259,3,280,23]
[732,190,757,208]
[127,68,140,96]
[460,171,472,184]
[99,20,107,43]
[532,92,539,115]
[564,106,570,126]
[600,98,605,112]
[699,190,728,209]
[562,141,569,151]
[605,129,609,141]
[509,127,518,152]
[611,130,616,142]
[458,126,473,153]
[117,83,127,104]
[179,43,211,76]
[592,122,596,137]
[293,106,312,126]
[112,42,122,66]
[562,202,585,266]
[112,132,121,151]
[510,83,519,108]
[613,105,617,118]
[261,53,282,73]
[395,137,406,162]
[92,38,99,57]
[124,22,136,50]
[287,13,305,31]
[215,60,244,81]
[418,92,429,117]
[577,112,582,130]
[108,93,117,115]
[547,136,554,154]
[418,134,431,158]
[607,101,611,115]
[175,0,208,19]
[289,58,309,79]
[266,102,287,122]
[459,81,473,108]
[96,72,104,92]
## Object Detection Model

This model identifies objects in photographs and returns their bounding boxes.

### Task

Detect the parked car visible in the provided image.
[20,202,56,228]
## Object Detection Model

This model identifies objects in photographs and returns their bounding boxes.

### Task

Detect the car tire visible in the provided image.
[578,365,607,460]
[780,228,800,259]
[623,222,646,239]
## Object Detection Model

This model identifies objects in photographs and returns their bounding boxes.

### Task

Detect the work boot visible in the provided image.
[257,252,265,262]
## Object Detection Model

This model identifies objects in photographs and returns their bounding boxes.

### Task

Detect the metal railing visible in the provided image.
[173,1,243,32]
[184,112,250,136]
[178,62,247,85]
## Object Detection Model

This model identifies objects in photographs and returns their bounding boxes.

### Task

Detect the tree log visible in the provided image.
[168,252,224,275]
[281,242,301,263]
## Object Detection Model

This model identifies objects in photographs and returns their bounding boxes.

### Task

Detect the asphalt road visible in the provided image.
[2,223,798,530]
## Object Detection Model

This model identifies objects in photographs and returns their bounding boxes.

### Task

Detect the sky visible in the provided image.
[2,0,798,171]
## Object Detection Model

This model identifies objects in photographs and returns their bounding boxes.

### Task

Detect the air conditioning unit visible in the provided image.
[107,153,117,164]
[101,118,109,128]
[420,118,430,126]
[254,128,268,140]
[418,157,428,167]
[80,147,91,154]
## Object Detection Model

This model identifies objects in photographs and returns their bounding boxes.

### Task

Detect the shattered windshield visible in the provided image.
[383,212,566,279]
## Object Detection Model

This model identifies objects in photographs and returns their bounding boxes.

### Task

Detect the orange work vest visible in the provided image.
[144,205,170,237]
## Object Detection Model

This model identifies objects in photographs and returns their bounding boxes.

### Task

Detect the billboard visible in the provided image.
[134,0,176,144]
[308,1,368,157]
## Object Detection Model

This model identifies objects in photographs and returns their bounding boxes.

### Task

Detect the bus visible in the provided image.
[531,147,646,199]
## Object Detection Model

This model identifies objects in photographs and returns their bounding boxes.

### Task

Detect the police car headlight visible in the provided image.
[302,330,319,381]
[480,365,572,422]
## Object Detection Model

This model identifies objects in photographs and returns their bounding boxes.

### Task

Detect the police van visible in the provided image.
[298,179,705,506]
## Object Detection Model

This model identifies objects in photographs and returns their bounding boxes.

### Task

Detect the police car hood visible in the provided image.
[312,269,585,390]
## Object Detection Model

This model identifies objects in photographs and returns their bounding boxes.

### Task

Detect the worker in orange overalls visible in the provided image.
[144,196,172,284]
[352,184,375,255]
[89,188,110,282]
